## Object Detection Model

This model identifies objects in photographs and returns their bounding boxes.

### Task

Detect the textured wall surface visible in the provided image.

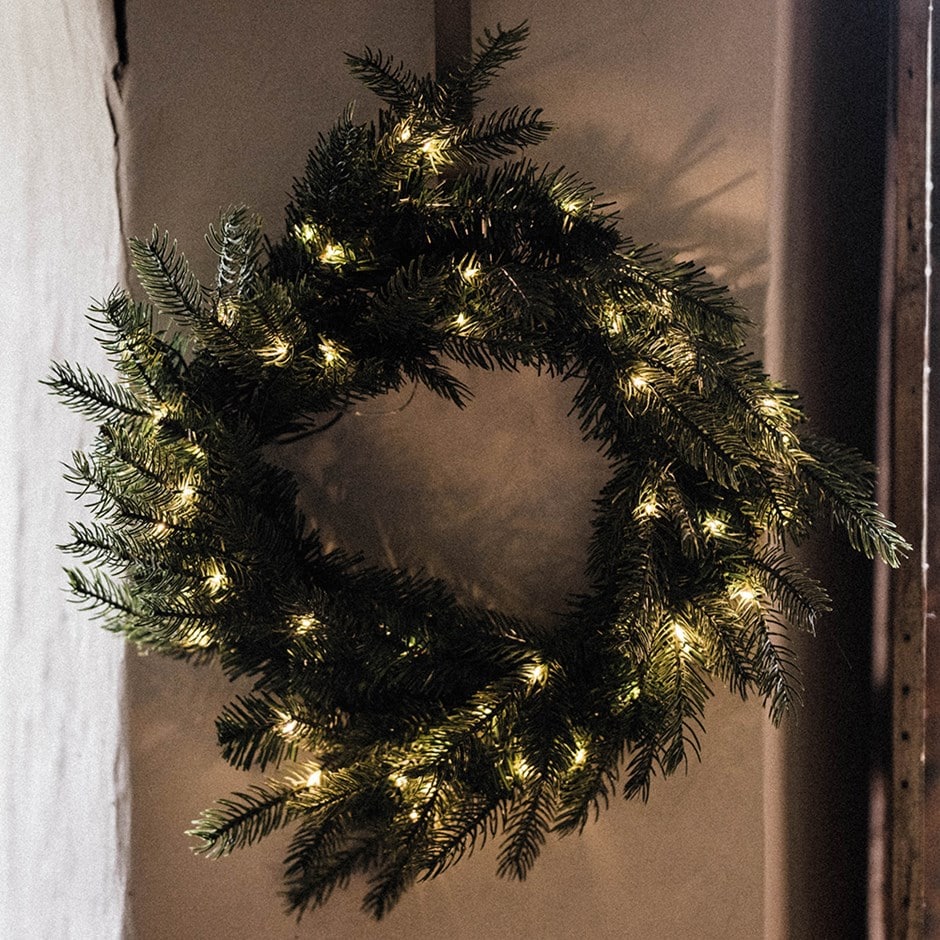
[0,2,128,936]
[121,4,777,938]
[0,3,892,937]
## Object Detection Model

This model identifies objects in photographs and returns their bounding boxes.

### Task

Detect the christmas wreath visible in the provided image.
[50,24,906,919]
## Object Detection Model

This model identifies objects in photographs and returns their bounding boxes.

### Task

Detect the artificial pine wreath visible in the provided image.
[50,25,906,919]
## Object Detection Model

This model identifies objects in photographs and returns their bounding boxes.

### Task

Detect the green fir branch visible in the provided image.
[215,694,300,771]
[188,780,303,858]
[455,23,531,104]
[130,227,207,324]
[207,206,264,300]
[798,435,910,566]
[44,360,150,422]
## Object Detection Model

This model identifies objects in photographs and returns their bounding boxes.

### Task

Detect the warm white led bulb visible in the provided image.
[306,768,323,788]
[526,662,548,686]
[294,614,319,633]
[703,516,724,536]
[623,684,641,703]
[188,628,213,649]
[203,564,227,596]
[261,339,292,366]
[320,243,347,264]
[319,341,339,365]
[177,478,197,505]
[216,299,237,327]
[672,623,691,652]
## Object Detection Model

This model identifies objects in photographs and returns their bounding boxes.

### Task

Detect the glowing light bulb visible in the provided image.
[601,302,623,335]
[760,397,779,413]
[294,614,319,633]
[261,338,292,366]
[672,622,692,653]
[394,774,409,790]
[203,564,228,596]
[513,757,532,779]
[420,138,444,159]
[460,263,481,282]
[177,478,197,506]
[630,374,648,390]
[408,809,420,822]
[398,125,412,143]
[216,299,237,327]
[560,199,580,214]
[573,746,587,767]
[297,223,317,243]
[306,768,323,788]
[319,243,347,264]
[151,521,170,538]
[278,718,299,737]
[623,684,641,703]
[637,500,658,518]
[185,627,213,649]
[526,662,548,687]
[455,311,468,328]
[733,584,757,603]
[703,516,725,536]
[319,341,339,365]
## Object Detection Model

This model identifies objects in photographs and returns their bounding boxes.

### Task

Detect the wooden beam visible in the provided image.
[926,2,940,932]
[885,1,930,936]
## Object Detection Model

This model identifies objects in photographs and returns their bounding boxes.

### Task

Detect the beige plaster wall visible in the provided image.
[122,4,778,937]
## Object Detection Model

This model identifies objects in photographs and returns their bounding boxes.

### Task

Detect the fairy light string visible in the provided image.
[49,24,908,921]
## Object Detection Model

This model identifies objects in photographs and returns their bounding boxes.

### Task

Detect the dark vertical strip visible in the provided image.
[112,0,129,85]
[774,2,891,936]
[434,0,472,82]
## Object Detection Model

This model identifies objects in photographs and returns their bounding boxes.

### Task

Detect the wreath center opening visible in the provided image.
[273,361,612,628]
